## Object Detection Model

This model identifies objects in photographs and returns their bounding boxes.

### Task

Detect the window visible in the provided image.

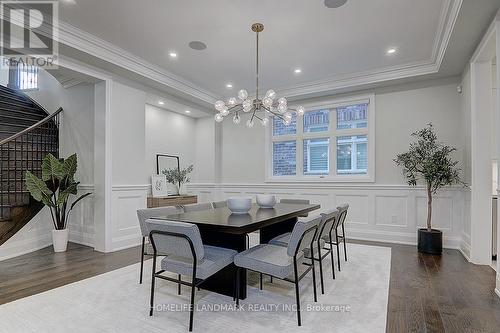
[8,62,39,91]
[267,95,374,182]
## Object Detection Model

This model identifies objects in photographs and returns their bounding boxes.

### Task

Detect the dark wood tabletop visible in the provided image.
[153,203,321,234]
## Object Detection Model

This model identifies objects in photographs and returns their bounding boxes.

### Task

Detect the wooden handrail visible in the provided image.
[0,107,63,146]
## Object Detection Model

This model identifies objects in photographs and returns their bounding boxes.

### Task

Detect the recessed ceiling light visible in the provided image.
[185,110,191,114]
[324,0,347,8]
[386,48,397,55]
[226,83,233,89]
[169,52,178,58]
[158,101,164,105]
[294,68,302,74]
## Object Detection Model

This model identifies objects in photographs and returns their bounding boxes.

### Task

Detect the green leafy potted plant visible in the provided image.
[394,124,465,254]
[25,153,91,252]
[162,164,193,195]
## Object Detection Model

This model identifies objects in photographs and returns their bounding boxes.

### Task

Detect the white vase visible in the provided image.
[52,228,69,252]
[178,183,187,195]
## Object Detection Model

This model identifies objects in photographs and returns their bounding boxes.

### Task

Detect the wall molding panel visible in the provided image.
[110,185,149,251]
[188,183,468,250]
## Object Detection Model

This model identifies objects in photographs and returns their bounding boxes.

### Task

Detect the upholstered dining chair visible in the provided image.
[146,219,237,332]
[323,204,349,271]
[270,209,339,294]
[212,200,227,208]
[234,215,321,326]
[182,202,214,212]
[136,206,184,284]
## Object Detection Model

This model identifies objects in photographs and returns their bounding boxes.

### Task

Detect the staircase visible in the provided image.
[0,84,62,246]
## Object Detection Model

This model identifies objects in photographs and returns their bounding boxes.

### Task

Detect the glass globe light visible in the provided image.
[243,99,253,112]
[214,113,223,122]
[261,117,269,126]
[246,119,254,128]
[228,97,237,107]
[278,97,287,105]
[263,97,273,108]
[265,89,276,100]
[284,112,292,120]
[277,103,287,113]
[233,113,241,124]
[296,106,305,116]
[221,106,229,116]
[238,89,248,100]
[283,118,291,126]
[215,100,225,111]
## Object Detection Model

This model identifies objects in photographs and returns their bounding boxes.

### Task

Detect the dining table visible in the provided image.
[153,202,321,300]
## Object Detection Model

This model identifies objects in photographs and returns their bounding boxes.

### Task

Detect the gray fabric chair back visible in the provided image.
[183,202,214,212]
[212,200,227,208]
[146,219,205,260]
[337,204,349,226]
[137,206,183,236]
[280,199,310,205]
[287,215,322,256]
[318,208,339,240]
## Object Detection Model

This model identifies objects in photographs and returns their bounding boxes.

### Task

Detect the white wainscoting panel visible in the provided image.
[188,183,468,250]
[110,185,148,251]
[68,185,95,247]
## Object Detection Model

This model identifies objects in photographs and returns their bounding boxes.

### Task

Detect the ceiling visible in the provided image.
[57,0,500,106]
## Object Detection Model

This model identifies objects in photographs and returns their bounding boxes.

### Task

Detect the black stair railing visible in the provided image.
[0,107,62,220]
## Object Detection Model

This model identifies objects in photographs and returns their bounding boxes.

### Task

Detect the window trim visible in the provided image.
[265,93,376,183]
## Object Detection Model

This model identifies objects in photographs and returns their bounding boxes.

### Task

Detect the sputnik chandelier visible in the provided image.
[214,23,305,127]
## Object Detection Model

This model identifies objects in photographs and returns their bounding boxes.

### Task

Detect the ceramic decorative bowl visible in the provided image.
[227,197,252,214]
[256,194,276,208]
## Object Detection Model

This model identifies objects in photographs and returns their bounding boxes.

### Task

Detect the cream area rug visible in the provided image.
[0,243,391,333]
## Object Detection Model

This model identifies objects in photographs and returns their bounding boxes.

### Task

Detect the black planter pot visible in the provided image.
[417,228,443,255]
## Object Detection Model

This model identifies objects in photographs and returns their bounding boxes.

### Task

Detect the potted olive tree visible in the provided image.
[394,124,464,254]
[25,153,91,252]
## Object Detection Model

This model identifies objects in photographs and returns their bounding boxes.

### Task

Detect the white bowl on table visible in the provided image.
[227,197,252,214]
[256,194,276,208]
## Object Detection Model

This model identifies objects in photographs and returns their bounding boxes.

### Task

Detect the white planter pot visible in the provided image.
[52,228,69,252]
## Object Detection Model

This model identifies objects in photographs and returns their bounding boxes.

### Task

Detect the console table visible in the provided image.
[147,195,197,208]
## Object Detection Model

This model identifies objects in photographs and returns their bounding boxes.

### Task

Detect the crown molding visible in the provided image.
[57,21,218,104]
[276,0,462,98]
[0,0,462,103]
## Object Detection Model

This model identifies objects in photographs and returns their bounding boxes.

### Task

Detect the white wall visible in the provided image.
[145,104,196,177]
[190,79,468,249]
[109,81,148,251]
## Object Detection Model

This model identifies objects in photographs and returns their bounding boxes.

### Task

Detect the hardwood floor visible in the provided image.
[1,241,499,332]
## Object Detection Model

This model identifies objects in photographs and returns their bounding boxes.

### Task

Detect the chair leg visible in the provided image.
[336,229,341,271]
[189,276,196,332]
[236,267,240,307]
[246,234,250,249]
[342,224,348,262]
[329,233,336,280]
[149,254,157,316]
[310,247,317,302]
[178,274,182,295]
[140,237,145,284]
[259,273,263,290]
[270,276,273,283]
[317,242,324,294]
[293,259,301,326]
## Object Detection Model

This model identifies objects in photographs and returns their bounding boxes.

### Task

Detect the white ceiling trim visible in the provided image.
[1,0,462,104]
[278,0,463,98]
[57,21,218,104]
